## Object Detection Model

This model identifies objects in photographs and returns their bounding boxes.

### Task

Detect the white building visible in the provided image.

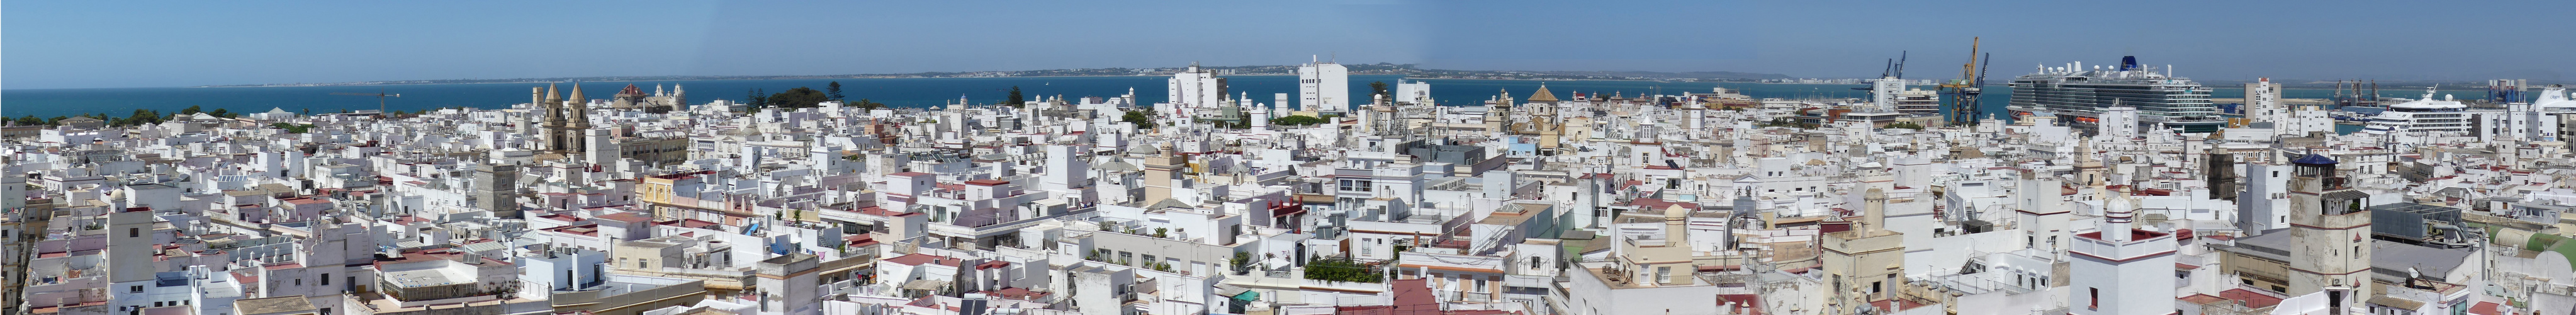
[1298,59,1349,113]
[2068,191,2177,315]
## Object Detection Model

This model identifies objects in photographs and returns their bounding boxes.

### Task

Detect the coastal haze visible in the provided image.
[7,1,2576,315]
[1,76,2435,125]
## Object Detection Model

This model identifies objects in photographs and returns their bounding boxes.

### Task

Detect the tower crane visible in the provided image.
[330,91,400,116]
[1939,38,1989,125]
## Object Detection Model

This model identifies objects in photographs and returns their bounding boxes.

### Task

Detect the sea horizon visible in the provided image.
[3,75,2434,129]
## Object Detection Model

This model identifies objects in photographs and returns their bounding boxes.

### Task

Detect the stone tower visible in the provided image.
[2285,153,2370,312]
[475,164,520,218]
[1823,188,1905,314]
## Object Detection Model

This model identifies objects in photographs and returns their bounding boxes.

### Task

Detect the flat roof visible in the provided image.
[233,296,317,314]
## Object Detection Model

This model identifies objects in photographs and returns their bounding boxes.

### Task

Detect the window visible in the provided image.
[131,285,143,293]
[2089,287,2100,310]
[130,228,140,238]
[1656,266,1673,283]
[295,278,303,286]
[321,274,330,286]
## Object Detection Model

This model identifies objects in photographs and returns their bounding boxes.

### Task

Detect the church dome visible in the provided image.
[1127,143,1162,156]
[1527,84,1560,103]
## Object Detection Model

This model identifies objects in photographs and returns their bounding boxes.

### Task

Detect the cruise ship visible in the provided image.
[2006,56,2225,134]
[2358,88,2472,134]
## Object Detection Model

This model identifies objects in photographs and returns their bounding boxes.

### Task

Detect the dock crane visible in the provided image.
[1940,38,1990,126]
[330,91,400,116]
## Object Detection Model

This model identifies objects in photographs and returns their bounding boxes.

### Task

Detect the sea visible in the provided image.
[4,75,2410,133]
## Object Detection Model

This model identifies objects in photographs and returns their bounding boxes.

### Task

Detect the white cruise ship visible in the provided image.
[2006,56,2225,134]
[2358,88,2472,134]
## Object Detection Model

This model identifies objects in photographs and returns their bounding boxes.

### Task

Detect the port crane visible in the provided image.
[1940,38,1991,126]
[330,91,400,115]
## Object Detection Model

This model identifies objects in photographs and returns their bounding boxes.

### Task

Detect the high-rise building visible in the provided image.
[1298,59,1348,113]
[2285,154,2371,312]
[1395,79,1432,105]
[2246,77,2288,126]
[1869,76,1905,112]
[1168,62,1225,108]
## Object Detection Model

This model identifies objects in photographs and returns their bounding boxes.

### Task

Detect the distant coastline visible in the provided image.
[188,64,1795,88]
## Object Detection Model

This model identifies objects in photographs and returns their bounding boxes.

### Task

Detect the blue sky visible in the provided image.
[6,0,2571,89]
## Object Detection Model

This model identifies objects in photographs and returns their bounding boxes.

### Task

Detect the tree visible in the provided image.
[1370,81,1390,98]
[766,87,830,108]
[851,99,887,111]
[1122,110,1157,129]
[1270,115,1327,126]
[826,81,845,100]
[1303,258,1382,283]
[118,109,164,127]
[1884,122,1925,130]
[746,88,769,110]
[181,105,204,115]
[13,115,43,126]
[1003,86,1024,106]
[208,108,232,118]
[271,123,315,134]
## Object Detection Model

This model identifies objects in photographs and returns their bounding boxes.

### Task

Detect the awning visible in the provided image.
[1212,284,1248,296]
[1230,290,1259,302]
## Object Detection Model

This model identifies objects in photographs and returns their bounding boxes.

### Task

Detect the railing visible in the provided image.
[1459,292,1493,302]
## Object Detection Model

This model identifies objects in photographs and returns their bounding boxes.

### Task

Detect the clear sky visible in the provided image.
[6,0,2571,89]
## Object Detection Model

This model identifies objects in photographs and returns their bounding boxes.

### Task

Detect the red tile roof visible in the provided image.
[883,253,962,266]
[593,212,651,224]
[2470,301,2500,315]
[2219,289,2285,309]
[2074,229,2171,243]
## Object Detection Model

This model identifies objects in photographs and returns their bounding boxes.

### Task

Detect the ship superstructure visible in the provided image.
[2359,87,2472,135]
[2006,56,2223,134]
